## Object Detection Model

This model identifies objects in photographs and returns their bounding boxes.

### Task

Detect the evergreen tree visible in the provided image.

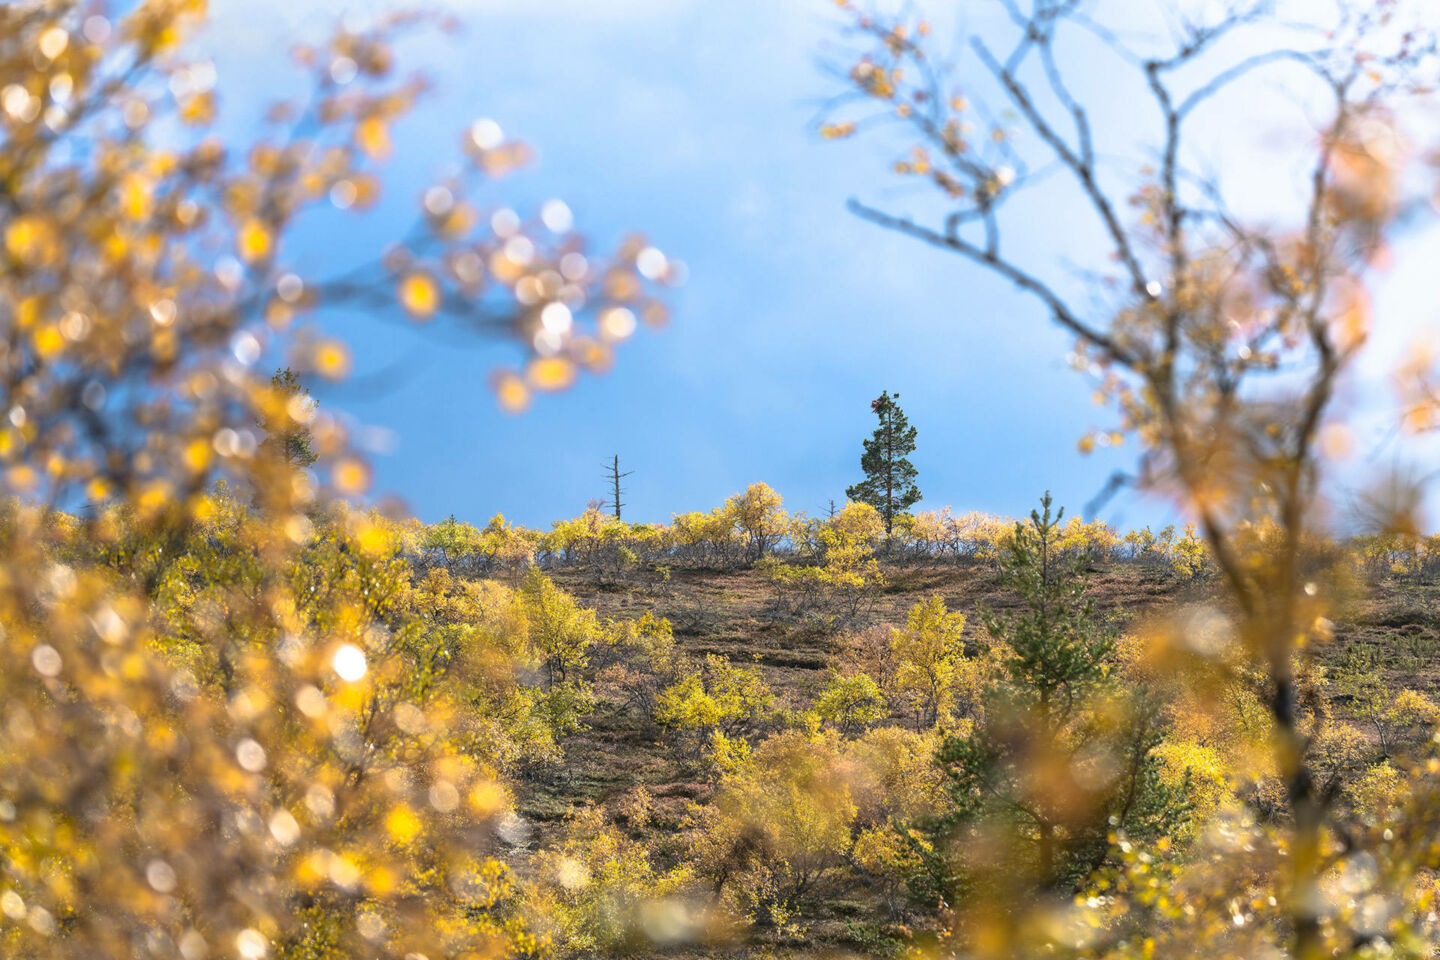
[846,390,920,537]
[931,493,1185,906]
[260,368,318,468]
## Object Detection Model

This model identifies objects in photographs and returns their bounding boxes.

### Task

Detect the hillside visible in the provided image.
[472,555,1440,957]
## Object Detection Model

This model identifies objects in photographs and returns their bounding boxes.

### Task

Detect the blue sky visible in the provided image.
[202,1,1438,531]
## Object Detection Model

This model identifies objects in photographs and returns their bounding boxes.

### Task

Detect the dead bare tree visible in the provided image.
[825,1,1439,957]
[602,454,634,520]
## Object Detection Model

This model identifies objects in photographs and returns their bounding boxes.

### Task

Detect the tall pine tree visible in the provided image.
[846,390,920,537]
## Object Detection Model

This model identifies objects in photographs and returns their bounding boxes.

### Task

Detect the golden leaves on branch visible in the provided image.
[1327,106,1407,234]
[1396,331,1440,434]
[823,13,1021,213]
[476,231,681,410]
[464,116,533,176]
[0,2,681,953]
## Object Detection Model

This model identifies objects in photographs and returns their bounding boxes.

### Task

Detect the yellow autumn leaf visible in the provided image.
[398,272,440,320]
[121,174,153,220]
[355,520,390,557]
[314,340,351,380]
[237,218,273,263]
[5,216,57,265]
[571,337,612,372]
[357,115,391,160]
[15,297,41,329]
[367,866,397,897]
[32,326,65,359]
[332,458,371,495]
[385,806,421,844]
[468,780,507,818]
[183,438,211,474]
[179,92,215,125]
[493,372,530,413]
[526,356,576,392]
[7,465,38,491]
[1401,403,1434,434]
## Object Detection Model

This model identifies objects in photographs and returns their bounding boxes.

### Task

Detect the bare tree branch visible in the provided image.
[848,197,1136,365]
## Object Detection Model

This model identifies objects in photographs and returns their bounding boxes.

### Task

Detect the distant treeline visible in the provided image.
[402,482,1440,583]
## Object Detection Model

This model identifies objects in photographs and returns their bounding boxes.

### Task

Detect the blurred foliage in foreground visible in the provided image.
[819,0,1440,956]
[3,2,1440,960]
[0,0,677,957]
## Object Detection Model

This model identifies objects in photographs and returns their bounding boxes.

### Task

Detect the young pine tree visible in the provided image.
[846,390,920,538]
[259,368,318,468]
[932,493,1184,910]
